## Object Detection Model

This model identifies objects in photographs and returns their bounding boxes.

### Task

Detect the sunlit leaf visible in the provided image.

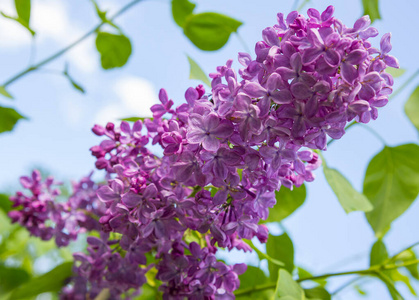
[323,163,372,213]
[9,262,73,299]
[362,0,381,23]
[172,0,196,27]
[364,144,419,237]
[386,67,405,78]
[0,106,27,134]
[404,85,419,134]
[187,55,211,87]
[96,32,132,69]
[0,86,14,99]
[267,233,294,281]
[183,12,242,51]
[274,269,305,300]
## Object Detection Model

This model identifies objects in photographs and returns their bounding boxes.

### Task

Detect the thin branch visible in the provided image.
[2,0,143,87]
[235,258,419,297]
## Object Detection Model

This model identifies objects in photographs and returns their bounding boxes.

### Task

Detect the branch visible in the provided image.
[234,259,419,297]
[2,0,143,87]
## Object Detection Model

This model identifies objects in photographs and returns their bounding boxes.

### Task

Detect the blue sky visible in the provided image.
[1,0,419,298]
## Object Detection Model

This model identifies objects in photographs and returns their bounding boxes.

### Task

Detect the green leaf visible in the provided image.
[386,67,405,78]
[362,0,381,23]
[370,240,416,298]
[274,269,305,300]
[15,0,31,24]
[370,239,389,267]
[404,85,419,134]
[171,0,196,27]
[0,265,30,293]
[0,86,14,99]
[297,267,327,287]
[0,106,27,134]
[0,194,12,213]
[263,185,306,223]
[323,160,372,213]
[267,233,294,281]
[9,262,73,299]
[235,266,273,299]
[364,144,419,237]
[304,287,331,300]
[394,249,419,279]
[187,55,211,87]
[183,12,242,51]
[96,32,132,69]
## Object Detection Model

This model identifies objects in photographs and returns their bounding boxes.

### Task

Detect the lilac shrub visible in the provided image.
[8,5,398,299]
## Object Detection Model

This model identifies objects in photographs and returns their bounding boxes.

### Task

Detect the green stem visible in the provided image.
[2,0,143,87]
[235,259,419,297]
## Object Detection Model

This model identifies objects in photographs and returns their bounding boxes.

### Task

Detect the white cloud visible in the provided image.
[94,76,159,126]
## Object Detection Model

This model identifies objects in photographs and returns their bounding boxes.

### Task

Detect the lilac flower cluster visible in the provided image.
[8,170,104,247]
[9,6,398,299]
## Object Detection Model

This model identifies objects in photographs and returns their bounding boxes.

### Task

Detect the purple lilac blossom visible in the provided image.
[9,5,397,299]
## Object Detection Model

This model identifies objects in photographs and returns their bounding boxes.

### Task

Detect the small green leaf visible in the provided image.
[183,12,242,51]
[364,144,419,237]
[0,265,30,293]
[304,287,331,300]
[235,266,273,299]
[187,55,211,87]
[0,86,14,99]
[0,194,12,213]
[386,67,405,78]
[274,269,305,300]
[15,0,31,24]
[323,161,372,213]
[370,239,388,267]
[263,185,306,223]
[405,85,419,134]
[0,106,27,134]
[171,0,196,27]
[96,32,132,69]
[354,285,367,296]
[9,262,73,299]
[267,233,294,281]
[362,0,381,23]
